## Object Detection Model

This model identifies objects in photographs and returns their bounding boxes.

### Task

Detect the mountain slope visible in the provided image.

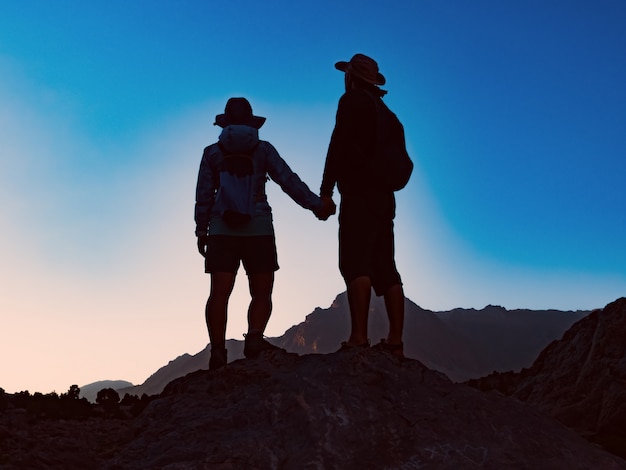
[79,380,133,403]
[468,297,626,458]
[107,292,587,397]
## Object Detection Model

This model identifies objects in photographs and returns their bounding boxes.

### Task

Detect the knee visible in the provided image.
[251,292,272,304]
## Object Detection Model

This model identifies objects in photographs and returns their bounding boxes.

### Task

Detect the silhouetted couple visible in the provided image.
[195,54,407,370]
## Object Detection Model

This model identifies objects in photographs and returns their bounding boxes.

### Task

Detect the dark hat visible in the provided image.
[214,97,266,129]
[335,53,386,86]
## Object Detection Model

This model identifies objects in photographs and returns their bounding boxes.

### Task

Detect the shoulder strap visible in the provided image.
[217,141,260,158]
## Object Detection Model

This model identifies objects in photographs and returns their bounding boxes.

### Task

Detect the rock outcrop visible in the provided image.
[468,297,626,459]
[4,347,622,468]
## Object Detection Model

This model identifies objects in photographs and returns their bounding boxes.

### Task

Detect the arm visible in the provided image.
[264,142,323,212]
[321,91,377,196]
[194,146,217,255]
[320,130,339,198]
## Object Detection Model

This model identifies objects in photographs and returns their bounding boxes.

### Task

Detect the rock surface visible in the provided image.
[4,348,621,469]
[468,297,626,459]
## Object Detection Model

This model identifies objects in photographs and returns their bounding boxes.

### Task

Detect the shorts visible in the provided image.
[338,192,402,296]
[205,235,279,275]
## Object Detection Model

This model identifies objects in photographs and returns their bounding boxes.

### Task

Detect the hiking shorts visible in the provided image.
[205,235,279,275]
[338,192,402,296]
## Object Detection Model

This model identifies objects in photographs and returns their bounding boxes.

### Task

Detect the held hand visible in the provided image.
[314,196,337,221]
[197,235,209,257]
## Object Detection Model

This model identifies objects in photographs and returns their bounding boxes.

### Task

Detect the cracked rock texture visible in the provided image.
[3,340,626,468]
[468,297,626,459]
[103,348,623,469]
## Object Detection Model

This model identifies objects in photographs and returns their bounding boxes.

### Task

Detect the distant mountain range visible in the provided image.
[96,292,587,400]
[79,380,133,404]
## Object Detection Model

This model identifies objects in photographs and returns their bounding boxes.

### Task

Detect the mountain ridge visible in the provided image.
[107,292,587,399]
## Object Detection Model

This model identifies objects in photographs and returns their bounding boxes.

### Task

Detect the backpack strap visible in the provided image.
[217,141,260,158]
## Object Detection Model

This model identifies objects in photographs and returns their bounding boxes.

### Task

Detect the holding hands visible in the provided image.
[314,195,337,221]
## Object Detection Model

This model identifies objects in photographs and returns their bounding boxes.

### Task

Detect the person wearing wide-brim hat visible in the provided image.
[319,53,406,358]
[195,97,336,370]
[213,97,267,129]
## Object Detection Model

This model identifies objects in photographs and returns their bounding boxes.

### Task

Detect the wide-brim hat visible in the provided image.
[335,53,386,86]
[214,97,266,129]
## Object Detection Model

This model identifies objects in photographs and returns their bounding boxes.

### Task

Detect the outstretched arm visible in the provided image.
[265,143,325,213]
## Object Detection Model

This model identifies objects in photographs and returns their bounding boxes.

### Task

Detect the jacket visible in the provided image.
[195,125,321,235]
[320,87,379,197]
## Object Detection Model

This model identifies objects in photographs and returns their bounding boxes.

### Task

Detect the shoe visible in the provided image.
[374,339,404,359]
[209,346,227,370]
[243,332,285,359]
[337,340,370,352]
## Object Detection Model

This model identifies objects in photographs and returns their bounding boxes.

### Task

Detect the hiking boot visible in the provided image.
[336,340,370,353]
[374,339,404,359]
[209,346,227,370]
[243,332,285,359]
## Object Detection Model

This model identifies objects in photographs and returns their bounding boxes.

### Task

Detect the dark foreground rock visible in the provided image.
[2,348,625,469]
[468,297,626,459]
[113,348,624,469]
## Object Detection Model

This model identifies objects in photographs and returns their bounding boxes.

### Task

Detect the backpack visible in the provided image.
[215,142,260,227]
[368,92,414,191]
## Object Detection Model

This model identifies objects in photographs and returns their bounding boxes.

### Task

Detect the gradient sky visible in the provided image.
[1,1,624,394]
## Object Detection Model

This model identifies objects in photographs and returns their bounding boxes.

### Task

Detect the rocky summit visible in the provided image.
[468,297,626,460]
[3,346,624,469]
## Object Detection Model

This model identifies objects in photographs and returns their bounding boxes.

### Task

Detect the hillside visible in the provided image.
[468,297,626,459]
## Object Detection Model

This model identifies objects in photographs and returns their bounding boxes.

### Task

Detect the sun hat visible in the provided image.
[335,53,386,86]
[214,97,266,129]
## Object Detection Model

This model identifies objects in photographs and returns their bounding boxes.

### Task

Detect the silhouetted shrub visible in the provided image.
[3,385,149,421]
[96,388,121,416]
[58,385,92,419]
[62,384,81,401]
[12,390,31,409]
[96,388,120,406]
[120,393,140,406]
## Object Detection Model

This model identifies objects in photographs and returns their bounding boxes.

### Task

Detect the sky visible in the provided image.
[1,1,625,394]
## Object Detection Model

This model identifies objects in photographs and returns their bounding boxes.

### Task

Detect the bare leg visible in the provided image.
[205,272,236,347]
[383,283,404,345]
[247,272,274,334]
[346,275,372,345]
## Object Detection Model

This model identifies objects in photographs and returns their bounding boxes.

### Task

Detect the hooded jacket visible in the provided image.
[195,125,321,235]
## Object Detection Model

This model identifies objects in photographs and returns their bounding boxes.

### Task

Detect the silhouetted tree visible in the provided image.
[63,384,81,400]
[13,390,31,409]
[119,392,154,416]
[58,384,92,419]
[120,393,140,406]
[96,388,120,415]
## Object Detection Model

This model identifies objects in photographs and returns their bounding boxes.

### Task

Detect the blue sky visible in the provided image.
[1,1,625,393]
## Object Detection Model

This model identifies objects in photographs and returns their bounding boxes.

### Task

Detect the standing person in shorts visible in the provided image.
[195,97,335,370]
[319,54,406,358]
